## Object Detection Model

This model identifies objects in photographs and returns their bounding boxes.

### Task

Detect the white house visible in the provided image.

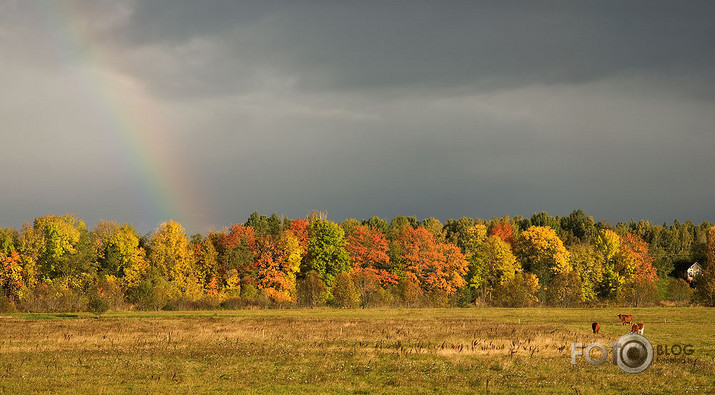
[686,262,702,282]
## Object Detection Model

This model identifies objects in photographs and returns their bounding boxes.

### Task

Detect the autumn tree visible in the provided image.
[362,216,389,236]
[515,226,570,287]
[387,216,418,241]
[332,272,360,308]
[468,235,519,302]
[91,221,147,281]
[443,217,476,252]
[568,243,603,302]
[599,233,654,301]
[488,220,515,248]
[30,214,96,284]
[305,218,350,288]
[253,230,304,302]
[493,272,540,307]
[0,228,24,302]
[194,237,219,290]
[288,218,310,252]
[297,270,327,308]
[346,225,397,286]
[421,218,445,241]
[215,224,257,287]
[694,227,715,306]
[340,218,361,236]
[594,229,622,297]
[148,221,198,298]
[0,250,24,302]
[546,270,583,307]
[351,269,385,308]
[620,233,658,283]
[395,227,468,296]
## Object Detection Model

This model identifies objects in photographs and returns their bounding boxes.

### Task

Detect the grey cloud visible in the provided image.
[97,1,715,99]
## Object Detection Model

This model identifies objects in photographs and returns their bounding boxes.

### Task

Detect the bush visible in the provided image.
[398,278,423,307]
[693,264,715,306]
[493,273,540,307]
[219,297,244,310]
[241,284,258,300]
[87,293,110,316]
[665,278,693,306]
[546,271,583,307]
[331,272,360,308]
[620,278,660,307]
[297,271,327,308]
[0,297,16,313]
[19,281,88,312]
[127,277,173,311]
[424,289,450,307]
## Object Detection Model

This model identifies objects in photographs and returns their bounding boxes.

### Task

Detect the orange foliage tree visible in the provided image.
[253,231,303,302]
[0,250,24,301]
[396,227,468,295]
[620,233,658,283]
[288,218,310,252]
[346,225,397,286]
[489,221,515,248]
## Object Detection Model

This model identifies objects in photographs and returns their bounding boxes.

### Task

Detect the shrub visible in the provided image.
[0,297,16,313]
[665,278,693,306]
[127,277,173,311]
[87,293,110,316]
[297,271,327,308]
[241,284,258,300]
[619,278,659,307]
[19,280,88,312]
[331,272,360,308]
[493,273,540,307]
[546,271,583,307]
[398,278,423,307]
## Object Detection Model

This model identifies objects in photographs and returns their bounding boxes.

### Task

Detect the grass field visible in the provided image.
[0,308,713,394]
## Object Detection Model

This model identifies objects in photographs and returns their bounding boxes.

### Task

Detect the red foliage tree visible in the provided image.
[289,218,310,252]
[489,221,515,248]
[346,225,397,286]
[215,224,258,286]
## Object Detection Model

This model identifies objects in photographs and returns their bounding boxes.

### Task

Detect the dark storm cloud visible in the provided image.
[1,1,714,233]
[104,1,715,98]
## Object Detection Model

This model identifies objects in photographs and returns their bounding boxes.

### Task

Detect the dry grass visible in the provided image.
[0,308,713,393]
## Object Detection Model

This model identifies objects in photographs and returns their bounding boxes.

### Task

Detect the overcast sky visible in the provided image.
[1,1,714,234]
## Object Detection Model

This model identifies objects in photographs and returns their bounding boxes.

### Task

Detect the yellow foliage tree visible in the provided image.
[149,221,197,298]
[515,226,570,286]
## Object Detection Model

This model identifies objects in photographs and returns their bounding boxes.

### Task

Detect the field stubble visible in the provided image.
[0,308,712,393]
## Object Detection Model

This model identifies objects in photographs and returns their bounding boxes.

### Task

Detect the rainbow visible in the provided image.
[34,2,208,233]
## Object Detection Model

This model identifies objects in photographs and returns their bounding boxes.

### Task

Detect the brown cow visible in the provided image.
[630,322,645,335]
[592,322,600,334]
[618,314,633,325]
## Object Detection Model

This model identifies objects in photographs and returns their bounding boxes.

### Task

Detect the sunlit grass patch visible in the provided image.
[0,307,712,393]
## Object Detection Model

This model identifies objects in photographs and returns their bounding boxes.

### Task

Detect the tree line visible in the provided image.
[1,209,713,312]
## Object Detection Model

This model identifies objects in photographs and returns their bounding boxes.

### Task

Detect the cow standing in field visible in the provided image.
[618,314,633,326]
[592,322,600,334]
[630,322,645,335]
